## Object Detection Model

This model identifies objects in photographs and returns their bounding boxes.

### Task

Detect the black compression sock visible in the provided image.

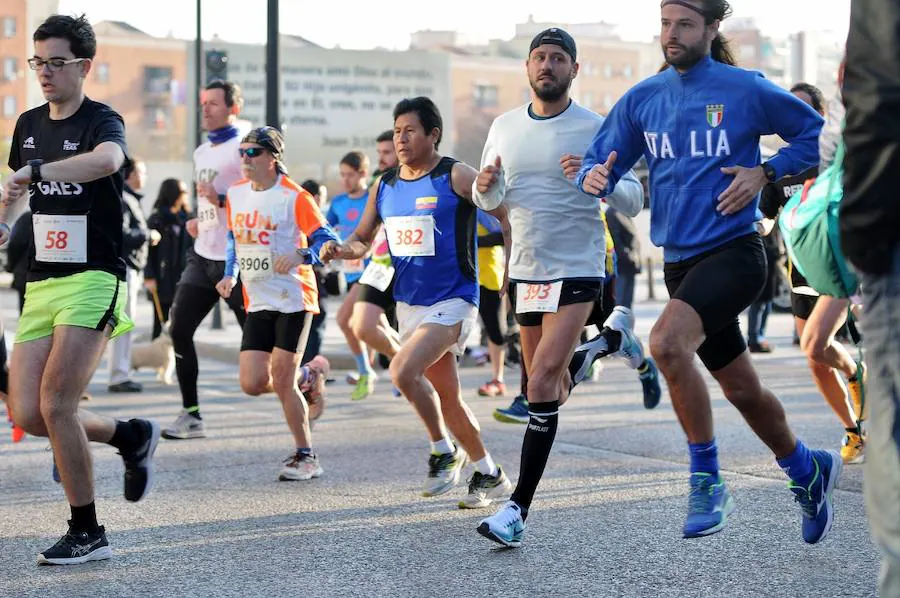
[510,400,560,514]
[70,501,100,533]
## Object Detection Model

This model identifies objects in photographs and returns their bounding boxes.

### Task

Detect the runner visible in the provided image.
[321,97,512,508]
[216,126,339,479]
[475,210,508,397]
[576,0,838,543]
[759,80,865,464]
[351,132,402,384]
[326,151,376,400]
[472,28,644,547]
[1,14,159,565]
[162,79,247,440]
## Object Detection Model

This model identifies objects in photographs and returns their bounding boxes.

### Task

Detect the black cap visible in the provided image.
[529,28,577,62]
[242,126,287,174]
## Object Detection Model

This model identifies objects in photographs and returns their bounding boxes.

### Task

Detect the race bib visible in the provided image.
[343,258,365,274]
[385,215,435,257]
[236,243,272,283]
[197,200,219,232]
[33,214,87,263]
[359,262,395,292]
[516,281,563,314]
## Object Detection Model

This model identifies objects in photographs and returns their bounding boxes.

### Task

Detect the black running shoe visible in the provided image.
[37,523,111,565]
[121,418,161,502]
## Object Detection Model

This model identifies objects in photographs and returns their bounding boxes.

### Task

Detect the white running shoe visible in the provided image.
[604,306,645,370]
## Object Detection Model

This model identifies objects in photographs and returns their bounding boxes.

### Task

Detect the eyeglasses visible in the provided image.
[27,57,87,72]
[239,147,266,158]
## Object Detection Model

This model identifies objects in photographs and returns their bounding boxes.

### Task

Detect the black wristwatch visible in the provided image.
[28,159,43,183]
[761,161,777,182]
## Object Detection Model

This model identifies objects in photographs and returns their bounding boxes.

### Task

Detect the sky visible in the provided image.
[56,0,851,49]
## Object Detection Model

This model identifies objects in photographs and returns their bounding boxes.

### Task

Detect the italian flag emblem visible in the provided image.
[706,104,724,128]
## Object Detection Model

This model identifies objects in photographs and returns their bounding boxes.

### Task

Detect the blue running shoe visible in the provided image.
[788,449,842,544]
[683,472,735,538]
[639,357,662,409]
[493,394,529,424]
[477,501,526,547]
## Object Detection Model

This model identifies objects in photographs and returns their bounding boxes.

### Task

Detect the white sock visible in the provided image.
[431,437,455,455]
[474,454,498,476]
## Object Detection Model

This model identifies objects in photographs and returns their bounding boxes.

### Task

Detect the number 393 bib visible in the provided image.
[385,216,435,257]
[516,281,562,314]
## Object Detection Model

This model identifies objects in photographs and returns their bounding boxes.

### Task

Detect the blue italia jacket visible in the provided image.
[576,55,824,262]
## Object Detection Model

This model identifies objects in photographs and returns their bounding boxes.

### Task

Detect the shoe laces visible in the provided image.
[687,474,717,514]
[427,452,455,477]
[788,483,817,518]
[493,503,522,528]
[467,471,486,493]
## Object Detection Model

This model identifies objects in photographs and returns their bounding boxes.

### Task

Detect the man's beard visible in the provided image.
[530,74,572,103]
[663,41,706,69]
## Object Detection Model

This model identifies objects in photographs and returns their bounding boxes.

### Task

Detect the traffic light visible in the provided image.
[205,50,228,83]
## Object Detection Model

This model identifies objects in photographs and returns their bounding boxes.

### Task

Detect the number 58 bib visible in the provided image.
[33,214,87,263]
[385,216,435,257]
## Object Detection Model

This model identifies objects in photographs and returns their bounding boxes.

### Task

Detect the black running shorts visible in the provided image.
[664,234,766,371]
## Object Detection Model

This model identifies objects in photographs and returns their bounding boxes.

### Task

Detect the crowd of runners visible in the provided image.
[2,3,899,595]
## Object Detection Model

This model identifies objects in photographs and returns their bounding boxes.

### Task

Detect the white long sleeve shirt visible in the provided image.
[473,101,643,282]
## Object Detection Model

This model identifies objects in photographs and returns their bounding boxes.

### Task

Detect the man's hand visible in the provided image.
[560,154,583,181]
[149,230,162,246]
[2,167,31,206]
[718,165,768,215]
[186,218,199,238]
[476,156,502,194]
[319,240,353,264]
[581,151,618,196]
[273,253,303,275]
[0,222,10,248]
[196,181,218,204]
[215,276,236,299]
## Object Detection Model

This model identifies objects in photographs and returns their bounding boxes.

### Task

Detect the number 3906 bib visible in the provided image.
[33,214,87,263]
[516,281,563,314]
[385,216,435,257]
[236,244,273,282]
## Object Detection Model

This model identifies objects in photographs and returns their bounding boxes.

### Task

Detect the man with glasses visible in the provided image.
[1,14,160,565]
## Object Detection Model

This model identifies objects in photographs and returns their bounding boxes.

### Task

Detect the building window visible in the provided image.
[740,44,757,60]
[604,64,613,79]
[623,64,633,79]
[144,66,173,93]
[3,57,15,81]
[604,94,613,110]
[473,84,498,108]
[3,96,16,117]
[2,17,14,39]
[96,63,109,84]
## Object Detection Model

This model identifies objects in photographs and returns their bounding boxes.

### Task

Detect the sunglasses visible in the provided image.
[239,147,266,158]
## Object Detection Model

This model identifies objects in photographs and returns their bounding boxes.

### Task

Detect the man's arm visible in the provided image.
[450,161,479,202]
[755,76,825,179]
[605,167,644,217]
[576,96,646,197]
[332,177,384,260]
[34,142,126,183]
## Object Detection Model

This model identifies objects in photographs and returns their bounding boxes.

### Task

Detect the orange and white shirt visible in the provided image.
[226,175,327,314]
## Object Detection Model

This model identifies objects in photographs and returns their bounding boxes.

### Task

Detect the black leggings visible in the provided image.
[169,282,246,410]
[478,286,507,346]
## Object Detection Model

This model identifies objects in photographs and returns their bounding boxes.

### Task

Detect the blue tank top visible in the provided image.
[377,157,478,306]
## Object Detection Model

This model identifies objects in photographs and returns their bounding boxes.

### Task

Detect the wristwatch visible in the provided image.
[28,159,43,183]
[761,161,777,182]
[296,247,312,265]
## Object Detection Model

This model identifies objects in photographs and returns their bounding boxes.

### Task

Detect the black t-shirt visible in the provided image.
[759,165,818,289]
[8,98,128,281]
